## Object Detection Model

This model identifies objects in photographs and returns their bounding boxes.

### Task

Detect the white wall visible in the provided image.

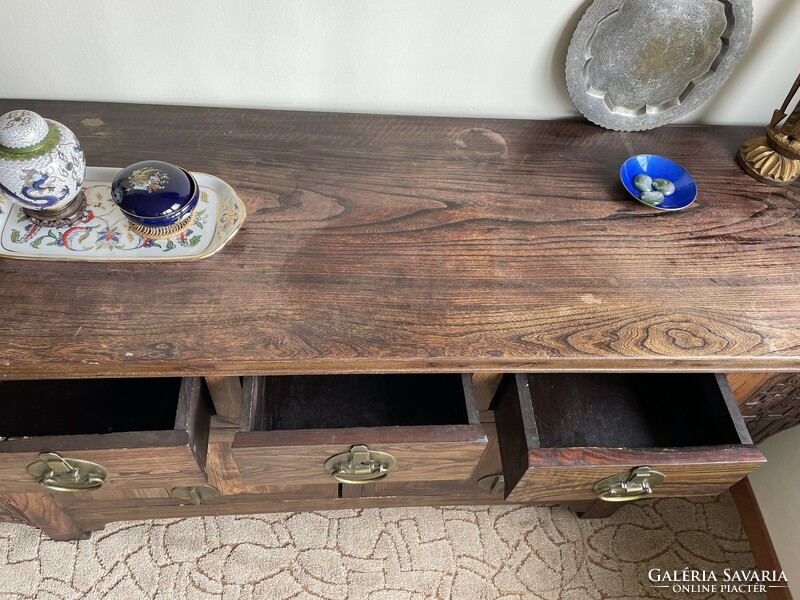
[749,426,800,597]
[2,0,798,125]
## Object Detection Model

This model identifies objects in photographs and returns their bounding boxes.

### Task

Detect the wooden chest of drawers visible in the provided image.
[0,101,797,539]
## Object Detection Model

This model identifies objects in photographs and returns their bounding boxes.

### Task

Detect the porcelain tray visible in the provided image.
[0,166,245,261]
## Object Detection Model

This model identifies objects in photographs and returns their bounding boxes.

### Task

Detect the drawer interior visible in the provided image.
[244,374,472,431]
[522,373,743,448]
[0,378,185,438]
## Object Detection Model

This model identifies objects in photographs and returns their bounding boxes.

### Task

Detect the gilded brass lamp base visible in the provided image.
[737,73,800,187]
[737,135,800,186]
[22,191,87,227]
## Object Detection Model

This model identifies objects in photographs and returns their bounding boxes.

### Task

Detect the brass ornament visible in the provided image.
[737,73,800,186]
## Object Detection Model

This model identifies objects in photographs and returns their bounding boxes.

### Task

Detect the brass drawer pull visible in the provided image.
[324,445,396,484]
[26,452,109,492]
[593,466,666,502]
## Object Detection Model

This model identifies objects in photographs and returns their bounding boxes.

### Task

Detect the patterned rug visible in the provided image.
[0,493,760,600]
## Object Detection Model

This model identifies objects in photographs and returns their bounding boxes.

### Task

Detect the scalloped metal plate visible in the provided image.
[566,0,752,131]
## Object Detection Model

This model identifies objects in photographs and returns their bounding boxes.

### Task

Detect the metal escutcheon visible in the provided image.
[477,474,505,495]
[324,444,396,484]
[172,485,220,505]
[26,452,109,492]
[593,466,666,502]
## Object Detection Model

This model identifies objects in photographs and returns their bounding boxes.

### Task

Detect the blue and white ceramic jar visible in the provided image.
[0,110,86,226]
[111,160,200,239]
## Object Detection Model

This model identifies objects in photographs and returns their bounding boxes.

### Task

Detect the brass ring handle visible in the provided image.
[597,488,654,503]
[593,466,666,503]
[40,474,106,493]
[324,445,396,485]
[27,452,109,493]
[330,467,390,485]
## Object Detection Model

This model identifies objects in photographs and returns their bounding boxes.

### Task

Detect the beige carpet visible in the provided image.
[0,493,760,600]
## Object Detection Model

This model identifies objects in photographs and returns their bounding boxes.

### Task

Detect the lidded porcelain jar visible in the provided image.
[111,160,199,239]
[0,109,86,226]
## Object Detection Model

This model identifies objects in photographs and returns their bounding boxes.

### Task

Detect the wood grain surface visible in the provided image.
[0,100,799,379]
[0,493,89,540]
[472,373,503,412]
[727,373,778,405]
[60,489,513,534]
[204,376,242,424]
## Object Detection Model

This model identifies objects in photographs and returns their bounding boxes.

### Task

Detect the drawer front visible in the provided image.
[495,373,766,504]
[0,378,210,493]
[504,447,764,503]
[234,373,487,489]
[233,426,487,487]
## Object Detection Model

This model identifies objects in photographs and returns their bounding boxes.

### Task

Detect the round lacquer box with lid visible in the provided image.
[0,109,87,226]
[111,160,200,239]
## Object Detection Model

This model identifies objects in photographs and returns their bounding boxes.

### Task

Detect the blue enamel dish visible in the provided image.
[620,155,697,211]
[111,160,199,227]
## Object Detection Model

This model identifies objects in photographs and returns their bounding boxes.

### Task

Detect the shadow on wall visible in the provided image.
[692,0,800,122]
[546,0,595,116]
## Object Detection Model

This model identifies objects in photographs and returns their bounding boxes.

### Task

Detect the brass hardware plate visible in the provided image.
[477,474,505,495]
[593,466,666,502]
[26,452,109,492]
[172,485,219,505]
[324,445,396,484]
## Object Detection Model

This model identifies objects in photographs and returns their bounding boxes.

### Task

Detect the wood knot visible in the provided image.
[666,328,706,350]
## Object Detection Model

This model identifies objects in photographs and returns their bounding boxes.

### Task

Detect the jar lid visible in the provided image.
[0,110,53,153]
[111,160,195,219]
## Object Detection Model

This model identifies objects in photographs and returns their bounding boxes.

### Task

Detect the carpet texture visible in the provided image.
[0,493,761,600]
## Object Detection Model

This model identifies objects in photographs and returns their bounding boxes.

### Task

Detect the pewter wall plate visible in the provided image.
[566,0,752,131]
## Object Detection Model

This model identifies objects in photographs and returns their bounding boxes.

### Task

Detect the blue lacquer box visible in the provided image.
[111,160,199,238]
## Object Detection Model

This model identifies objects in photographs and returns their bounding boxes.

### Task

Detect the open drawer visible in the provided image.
[0,377,210,493]
[494,373,765,503]
[233,374,487,489]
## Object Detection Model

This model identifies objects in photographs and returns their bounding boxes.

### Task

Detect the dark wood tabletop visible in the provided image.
[0,99,798,379]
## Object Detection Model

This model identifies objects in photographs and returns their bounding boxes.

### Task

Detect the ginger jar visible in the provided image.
[0,109,87,226]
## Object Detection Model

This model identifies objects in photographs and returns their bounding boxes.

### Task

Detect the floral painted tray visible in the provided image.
[0,166,245,261]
